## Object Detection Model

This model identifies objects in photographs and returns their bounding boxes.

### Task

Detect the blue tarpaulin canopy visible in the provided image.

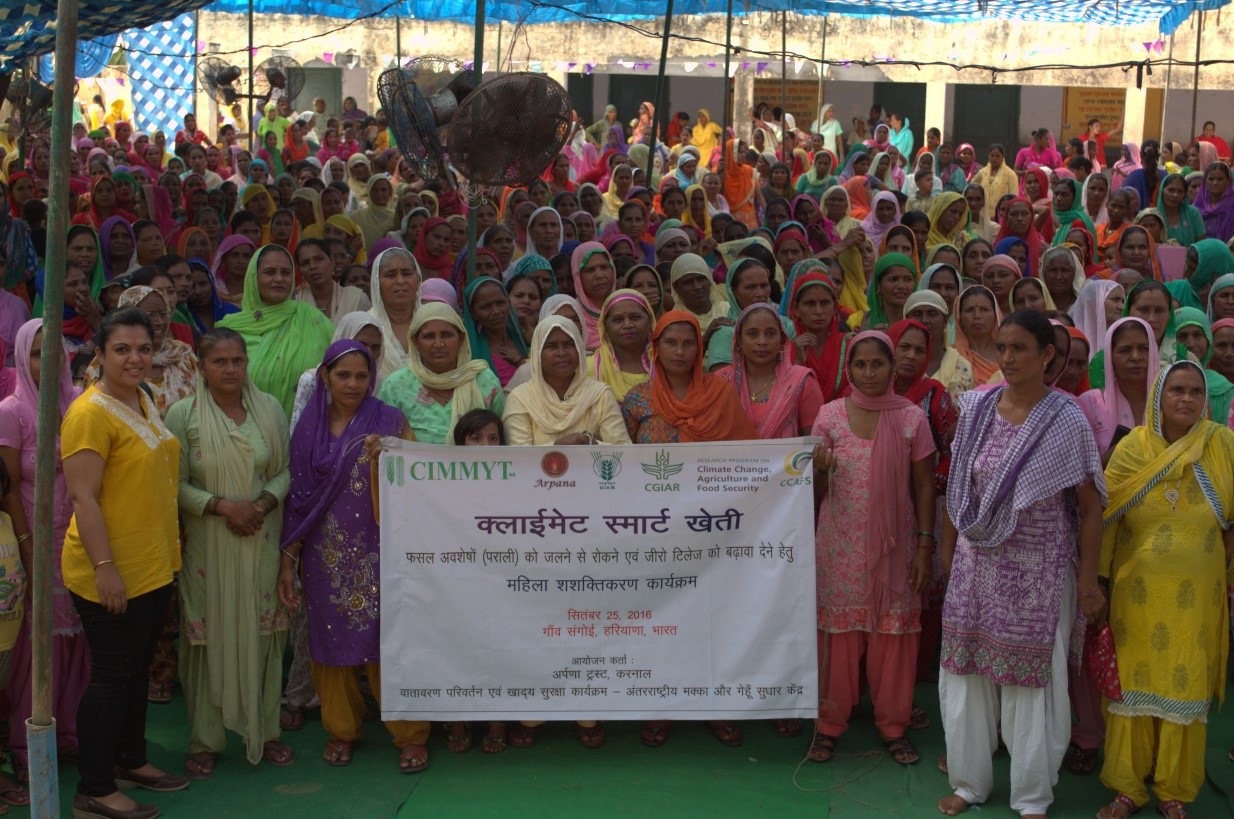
[1,0,1224,70]
[202,0,1225,34]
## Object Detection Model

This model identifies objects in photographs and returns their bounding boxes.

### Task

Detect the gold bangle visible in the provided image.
[93,559,115,570]
[16,534,31,544]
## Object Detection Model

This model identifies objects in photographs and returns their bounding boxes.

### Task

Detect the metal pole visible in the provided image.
[465,0,486,285]
[817,17,827,120]
[248,0,255,151]
[495,20,503,74]
[780,11,787,127]
[28,1,78,816]
[193,11,200,119]
[1162,33,1174,142]
[1190,12,1202,140]
[720,0,734,139]
[648,0,675,184]
[396,16,402,67]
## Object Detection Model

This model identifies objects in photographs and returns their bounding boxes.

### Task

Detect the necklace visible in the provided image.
[1164,472,1186,510]
[749,376,775,400]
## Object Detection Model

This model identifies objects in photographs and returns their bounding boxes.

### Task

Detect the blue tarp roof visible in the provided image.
[1,0,1223,69]
[1,0,213,71]
[202,0,1225,34]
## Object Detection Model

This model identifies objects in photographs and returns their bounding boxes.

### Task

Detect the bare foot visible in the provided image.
[938,794,971,816]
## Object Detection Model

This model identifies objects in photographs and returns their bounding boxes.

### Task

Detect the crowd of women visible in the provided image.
[0,96,1232,819]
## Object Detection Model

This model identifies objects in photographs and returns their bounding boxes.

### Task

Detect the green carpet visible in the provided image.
[21,681,1234,817]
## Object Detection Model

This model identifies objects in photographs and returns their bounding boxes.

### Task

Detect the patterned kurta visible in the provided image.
[1102,470,1232,724]
[941,413,1079,688]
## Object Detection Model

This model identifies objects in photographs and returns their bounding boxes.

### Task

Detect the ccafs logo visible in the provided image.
[592,451,622,489]
[781,450,813,486]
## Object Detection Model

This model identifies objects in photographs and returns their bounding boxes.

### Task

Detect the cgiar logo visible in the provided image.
[385,455,406,486]
[641,449,684,481]
[592,451,622,488]
[784,450,813,477]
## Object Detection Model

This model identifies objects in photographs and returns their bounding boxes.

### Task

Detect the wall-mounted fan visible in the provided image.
[379,57,573,190]
[198,55,305,110]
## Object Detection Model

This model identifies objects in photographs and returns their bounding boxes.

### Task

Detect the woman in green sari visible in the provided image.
[165,327,294,778]
[218,245,334,414]
[1174,306,1234,424]
[1166,238,1234,312]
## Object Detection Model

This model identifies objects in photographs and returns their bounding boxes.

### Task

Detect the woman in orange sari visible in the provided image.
[952,285,1004,385]
[722,138,759,230]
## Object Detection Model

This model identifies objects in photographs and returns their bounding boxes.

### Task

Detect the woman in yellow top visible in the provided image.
[0,460,26,800]
[1096,360,1234,819]
[61,308,189,818]
[587,289,655,402]
[691,109,722,166]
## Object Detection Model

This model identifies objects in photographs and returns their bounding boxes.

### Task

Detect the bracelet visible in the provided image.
[280,548,300,565]
[16,534,31,544]
[917,531,936,539]
[93,559,115,570]
[206,497,220,516]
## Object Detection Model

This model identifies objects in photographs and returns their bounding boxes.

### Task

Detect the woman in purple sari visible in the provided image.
[276,340,430,772]
[938,310,1107,819]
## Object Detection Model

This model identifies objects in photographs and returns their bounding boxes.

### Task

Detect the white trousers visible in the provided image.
[939,576,1074,816]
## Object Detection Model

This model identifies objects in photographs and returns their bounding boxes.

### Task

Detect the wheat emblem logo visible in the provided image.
[641,450,684,480]
[592,451,622,484]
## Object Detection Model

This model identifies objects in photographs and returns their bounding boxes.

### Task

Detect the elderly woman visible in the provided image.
[809,330,936,766]
[218,245,334,415]
[1095,362,1234,819]
[904,290,975,401]
[277,340,429,772]
[378,302,505,444]
[365,247,422,380]
[166,328,293,778]
[939,310,1106,819]
[503,316,629,447]
[669,253,728,334]
[62,309,189,817]
[570,241,618,351]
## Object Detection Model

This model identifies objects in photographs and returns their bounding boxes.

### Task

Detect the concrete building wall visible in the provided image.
[194,10,1232,149]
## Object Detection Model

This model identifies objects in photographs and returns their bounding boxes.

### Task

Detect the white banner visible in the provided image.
[379,440,819,721]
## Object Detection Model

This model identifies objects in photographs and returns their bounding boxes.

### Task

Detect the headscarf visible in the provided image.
[367,247,422,379]
[1073,279,1122,360]
[404,301,492,439]
[1049,179,1098,245]
[5,318,79,435]
[210,234,257,298]
[993,196,1046,277]
[864,252,918,329]
[346,153,371,205]
[511,315,615,439]
[1037,245,1086,306]
[837,147,869,183]
[421,278,458,306]
[1196,163,1234,241]
[282,340,403,546]
[1103,361,1231,529]
[462,276,528,377]
[681,183,712,236]
[526,206,565,257]
[843,330,931,616]
[649,310,755,442]
[1062,326,1092,395]
[925,192,970,251]
[1113,224,1162,282]
[841,176,872,220]
[1011,276,1057,313]
[1176,238,1234,311]
[1174,306,1234,423]
[860,191,901,249]
[142,183,178,239]
[669,252,728,333]
[836,241,871,315]
[324,214,368,265]
[569,241,615,349]
[952,285,1003,384]
[99,215,135,280]
[410,215,454,279]
[216,245,335,415]
[1154,171,1205,246]
[0,181,40,289]
[591,288,654,401]
[1099,316,1161,433]
[787,272,850,401]
[350,174,397,248]
[721,303,815,439]
[186,258,239,334]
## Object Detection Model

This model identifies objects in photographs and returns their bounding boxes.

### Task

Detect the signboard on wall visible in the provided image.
[1061,87,1164,160]
[728,79,821,132]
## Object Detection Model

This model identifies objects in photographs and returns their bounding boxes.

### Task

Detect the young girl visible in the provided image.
[453,409,506,446]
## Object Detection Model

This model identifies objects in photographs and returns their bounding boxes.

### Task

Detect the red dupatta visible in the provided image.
[788,273,850,401]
